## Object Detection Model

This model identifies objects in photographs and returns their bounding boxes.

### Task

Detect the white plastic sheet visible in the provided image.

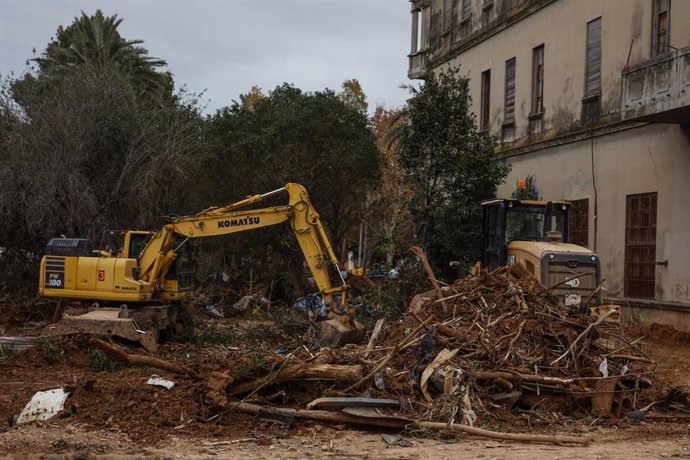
[17,388,69,424]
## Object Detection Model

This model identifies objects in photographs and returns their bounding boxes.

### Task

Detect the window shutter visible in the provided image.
[585,18,602,97]
[444,0,453,31]
[504,58,516,121]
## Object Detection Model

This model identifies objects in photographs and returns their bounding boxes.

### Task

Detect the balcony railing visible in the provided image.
[408,51,428,80]
[622,46,690,123]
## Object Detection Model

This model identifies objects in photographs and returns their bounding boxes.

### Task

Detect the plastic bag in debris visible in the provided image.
[293,294,326,319]
[599,357,609,378]
[204,304,224,318]
[147,374,175,389]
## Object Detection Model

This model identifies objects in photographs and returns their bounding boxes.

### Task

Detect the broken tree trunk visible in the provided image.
[231,363,362,395]
[365,319,385,358]
[90,338,202,380]
[232,402,592,446]
[410,246,448,313]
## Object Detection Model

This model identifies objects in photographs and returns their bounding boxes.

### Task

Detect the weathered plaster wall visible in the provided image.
[497,123,690,303]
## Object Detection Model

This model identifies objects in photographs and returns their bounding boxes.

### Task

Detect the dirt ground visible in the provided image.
[1,419,690,459]
[2,316,690,459]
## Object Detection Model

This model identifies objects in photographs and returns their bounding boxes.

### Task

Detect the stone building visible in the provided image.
[407,0,690,321]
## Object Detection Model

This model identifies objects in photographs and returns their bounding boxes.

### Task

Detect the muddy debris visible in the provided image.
[3,263,690,448]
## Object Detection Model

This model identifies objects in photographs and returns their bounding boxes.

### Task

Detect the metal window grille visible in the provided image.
[567,198,589,247]
[624,192,657,299]
[531,45,544,114]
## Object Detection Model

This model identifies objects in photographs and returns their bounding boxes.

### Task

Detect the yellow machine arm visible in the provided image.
[138,183,348,304]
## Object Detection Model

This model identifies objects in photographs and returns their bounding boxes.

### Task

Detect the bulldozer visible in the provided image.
[477,198,607,311]
[39,183,364,351]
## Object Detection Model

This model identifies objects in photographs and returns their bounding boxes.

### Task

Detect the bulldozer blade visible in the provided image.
[42,308,158,353]
[317,318,366,348]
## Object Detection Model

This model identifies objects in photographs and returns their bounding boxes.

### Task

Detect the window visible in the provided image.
[653,0,671,55]
[568,198,589,247]
[504,58,516,123]
[461,0,472,21]
[411,8,429,54]
[482,0,494,25]
[531,45,544,114]
[443,0,454,32]
[585,17,602,98]
[624,192,657,299]
[480,69,491,131]
[411,9,421,53]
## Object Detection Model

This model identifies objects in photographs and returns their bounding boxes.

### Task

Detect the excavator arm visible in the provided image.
[138,183,348,305]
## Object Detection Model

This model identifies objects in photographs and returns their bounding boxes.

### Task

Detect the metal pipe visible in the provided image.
[260,187,286,199]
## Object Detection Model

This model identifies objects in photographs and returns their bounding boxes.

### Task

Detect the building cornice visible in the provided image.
[430,0,559,69]
[497,120,650,159]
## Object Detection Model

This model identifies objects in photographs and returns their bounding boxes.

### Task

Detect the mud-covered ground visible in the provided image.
[2,310,690,459]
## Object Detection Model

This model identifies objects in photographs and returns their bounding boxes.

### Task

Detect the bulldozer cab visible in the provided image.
[481,199,571,271]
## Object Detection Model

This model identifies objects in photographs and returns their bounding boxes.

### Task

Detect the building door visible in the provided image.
[624,192,657,299]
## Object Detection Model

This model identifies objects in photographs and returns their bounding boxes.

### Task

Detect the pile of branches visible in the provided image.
[361,265,659,423]
[216,264,668,423]
[89,263,686,446]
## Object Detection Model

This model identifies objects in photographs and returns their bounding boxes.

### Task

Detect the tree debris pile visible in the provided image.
[360,266,666,423]
[4,266,688,447]
[221,266,677,427]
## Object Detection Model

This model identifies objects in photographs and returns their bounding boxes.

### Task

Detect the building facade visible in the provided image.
[408,0,690,312]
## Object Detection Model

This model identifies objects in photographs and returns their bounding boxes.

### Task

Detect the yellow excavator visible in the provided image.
[39,183,364,350]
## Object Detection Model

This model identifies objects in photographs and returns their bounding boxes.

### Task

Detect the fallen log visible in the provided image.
[232,402,592,446]
[472,370,573,386]
[90,338,202,380]
[232,363,362,395]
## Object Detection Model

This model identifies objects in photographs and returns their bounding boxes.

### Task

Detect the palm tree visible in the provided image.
[35,10,171,102]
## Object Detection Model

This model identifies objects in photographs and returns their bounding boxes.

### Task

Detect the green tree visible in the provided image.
[338,79,368,115]
[238,85,266,112]
[367,106,413,266]
[206,84,381,297]
[399,66,510,277]
[14,10,171,106]
[0,25,206,291]
[0,67,205,249]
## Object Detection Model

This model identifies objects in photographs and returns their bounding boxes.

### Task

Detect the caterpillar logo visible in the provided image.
[564,277,580,288]
[217,217,261,229]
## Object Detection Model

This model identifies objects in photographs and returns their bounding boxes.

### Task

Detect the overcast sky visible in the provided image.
[0,0,412,114]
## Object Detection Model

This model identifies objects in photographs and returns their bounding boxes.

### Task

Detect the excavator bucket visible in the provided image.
[41,308,158,353]
[316,316,366,348]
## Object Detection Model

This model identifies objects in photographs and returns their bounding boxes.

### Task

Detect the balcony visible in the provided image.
[622,46,690,123]
[408,51,428,80]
